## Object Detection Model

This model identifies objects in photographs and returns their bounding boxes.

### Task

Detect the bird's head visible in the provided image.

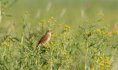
[46,30,52,35]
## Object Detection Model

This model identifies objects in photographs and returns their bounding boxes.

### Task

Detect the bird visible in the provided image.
[36,30,51,48]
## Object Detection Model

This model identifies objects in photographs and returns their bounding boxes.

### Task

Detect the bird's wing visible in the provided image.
[39,35,49,43]
[36,34,48,47]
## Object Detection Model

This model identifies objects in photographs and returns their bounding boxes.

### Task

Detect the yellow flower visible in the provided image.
[91,64,94,70]
[64,24,70,31]
[51,16,54,19]
[99,56,111,68]
[100,61,104,67]
[96,29,106,35]
[64,32,67,36]
[48,16,56,23]
[96,29,101,33]
[105,57,111,68]
[2,41,9,46]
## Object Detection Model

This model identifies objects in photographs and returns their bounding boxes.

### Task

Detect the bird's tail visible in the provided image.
[36,42,41,48]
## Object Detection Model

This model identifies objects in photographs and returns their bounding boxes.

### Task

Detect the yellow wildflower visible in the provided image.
[91,64,94,70]
[105,57,111,68]
[2,41,9,46]
[96,29,106,35]
[64,24,70,31]
[96,29,101,33]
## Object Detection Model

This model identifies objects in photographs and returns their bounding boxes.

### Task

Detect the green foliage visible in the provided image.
[0,0,118,70]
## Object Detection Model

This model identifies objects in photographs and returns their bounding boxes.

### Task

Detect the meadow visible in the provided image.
[0,0,118,70]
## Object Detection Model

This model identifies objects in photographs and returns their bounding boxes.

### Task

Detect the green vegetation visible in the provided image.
[0,0,118,70]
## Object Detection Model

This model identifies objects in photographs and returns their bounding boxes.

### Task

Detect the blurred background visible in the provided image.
[1,0,118,36]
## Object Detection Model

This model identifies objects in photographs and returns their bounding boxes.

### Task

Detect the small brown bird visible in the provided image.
[36,30,51,48]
